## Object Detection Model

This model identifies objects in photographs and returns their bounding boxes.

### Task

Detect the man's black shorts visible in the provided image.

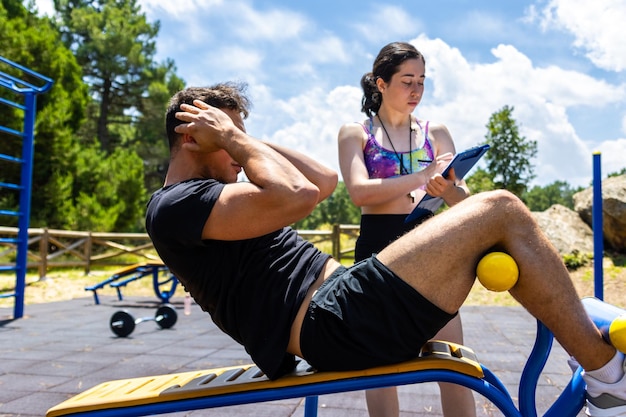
[299,256,456,371]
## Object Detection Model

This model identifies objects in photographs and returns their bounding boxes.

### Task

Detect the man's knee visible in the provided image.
[480,188,518,201]
[476,189,525,211]
[463,190,531,229]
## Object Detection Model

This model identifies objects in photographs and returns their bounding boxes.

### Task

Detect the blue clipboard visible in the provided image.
[405,144,490,223]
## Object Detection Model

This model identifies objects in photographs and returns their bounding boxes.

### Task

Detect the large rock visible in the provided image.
[532,204,594,255]
[573,175,626,252]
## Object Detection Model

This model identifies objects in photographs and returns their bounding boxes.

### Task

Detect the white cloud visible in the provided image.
[139,0,223,19]
[533,0,626,72]
[377,5,420,34]
[353,5,424,42]
[248,86,363,173]
[229,4,308,42]
[598,138,626,176]
[211,46,264,74]
[301,37,350,65]
[446,10,512,42]
[267,36,351,83]
[532,65,625,107]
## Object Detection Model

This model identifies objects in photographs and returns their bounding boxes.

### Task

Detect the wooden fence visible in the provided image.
[0,225,360,279]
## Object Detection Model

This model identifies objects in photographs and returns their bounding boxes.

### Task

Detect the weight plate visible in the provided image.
[110,310,135,337]
[155,304,177,329]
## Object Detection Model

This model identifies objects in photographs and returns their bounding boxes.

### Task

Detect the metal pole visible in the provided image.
[14,92,37,318]
[592,152,604,300]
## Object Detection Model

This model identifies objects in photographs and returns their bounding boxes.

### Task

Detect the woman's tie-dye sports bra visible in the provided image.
[362,117,434,179]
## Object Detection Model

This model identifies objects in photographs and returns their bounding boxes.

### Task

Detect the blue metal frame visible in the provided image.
[85,264,178,304]
[0,55,53,318]
[592,152,604,300]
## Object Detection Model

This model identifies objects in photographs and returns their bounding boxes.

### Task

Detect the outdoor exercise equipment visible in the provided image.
[0,56,53,319]
[110,304,177,337]
[592,151,604,300]
[85,262,178,305]
[582,296,626,354]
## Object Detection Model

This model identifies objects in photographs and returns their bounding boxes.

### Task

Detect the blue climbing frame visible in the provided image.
[0,56,53,319]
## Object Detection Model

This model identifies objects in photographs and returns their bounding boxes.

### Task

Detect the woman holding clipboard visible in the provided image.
[337,41,475,417]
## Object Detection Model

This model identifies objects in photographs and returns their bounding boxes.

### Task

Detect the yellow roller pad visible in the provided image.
[47,341,482,417]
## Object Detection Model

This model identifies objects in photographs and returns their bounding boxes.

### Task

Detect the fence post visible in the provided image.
[332,224,341,261]
[39,228,49,280]
[85,231,92,275]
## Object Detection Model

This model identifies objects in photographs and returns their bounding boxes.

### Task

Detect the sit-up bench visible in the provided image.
[47,297,624,417]
[84,262,178,305]
[46,341,502,417]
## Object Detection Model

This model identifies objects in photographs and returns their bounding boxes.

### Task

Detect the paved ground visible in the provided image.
[0,296,586,417]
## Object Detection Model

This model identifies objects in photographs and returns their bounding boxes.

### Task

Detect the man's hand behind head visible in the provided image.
[175,100,244,153]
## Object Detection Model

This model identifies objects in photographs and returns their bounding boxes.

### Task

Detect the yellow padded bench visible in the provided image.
[47,341,487,417]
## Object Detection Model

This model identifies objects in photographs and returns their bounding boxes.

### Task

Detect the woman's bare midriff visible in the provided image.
[287,257,342,358]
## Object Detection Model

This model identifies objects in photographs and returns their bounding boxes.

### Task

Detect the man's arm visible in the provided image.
[262,141,337,203]
[175,100,336,240]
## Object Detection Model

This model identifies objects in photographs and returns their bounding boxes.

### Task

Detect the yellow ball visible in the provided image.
[609,316,626,353]
[476,252,519,292]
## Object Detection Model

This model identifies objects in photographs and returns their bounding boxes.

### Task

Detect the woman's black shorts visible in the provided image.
[299,255,456,372]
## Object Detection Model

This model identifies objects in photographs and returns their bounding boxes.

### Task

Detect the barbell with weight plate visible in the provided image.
[110,304,178,337]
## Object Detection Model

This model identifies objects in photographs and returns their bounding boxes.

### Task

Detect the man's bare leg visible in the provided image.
[376,190,615,372]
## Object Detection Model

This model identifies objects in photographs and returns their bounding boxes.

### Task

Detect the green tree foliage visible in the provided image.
[522,180,581,211]
[293,182,361,229]
[53,0,160,153]
[484,105,537,197]
[73,145,146,231]
[1,0,164,232]
[1,0,88,229]
[464,167,495,195]
[608,167,626,178]
[52,0,185,215]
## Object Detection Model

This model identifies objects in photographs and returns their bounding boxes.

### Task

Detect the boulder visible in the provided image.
[573,175,626,252]
[532,204,594,255]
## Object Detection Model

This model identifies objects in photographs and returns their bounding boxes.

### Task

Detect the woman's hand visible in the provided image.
[421,152,453,182]
[425,167,457,198]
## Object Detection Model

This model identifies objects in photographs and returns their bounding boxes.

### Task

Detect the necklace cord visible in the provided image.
[377,115,413,175]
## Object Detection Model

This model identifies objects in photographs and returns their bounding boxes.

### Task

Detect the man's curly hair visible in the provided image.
[165,82,252,150]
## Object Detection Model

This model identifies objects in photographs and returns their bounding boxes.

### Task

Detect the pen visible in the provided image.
[417,159,432,163]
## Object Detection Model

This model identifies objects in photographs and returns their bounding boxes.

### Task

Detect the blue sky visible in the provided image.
[35,0,626,188]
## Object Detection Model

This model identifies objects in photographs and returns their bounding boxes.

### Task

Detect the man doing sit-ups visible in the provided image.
[146,83,626,417]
